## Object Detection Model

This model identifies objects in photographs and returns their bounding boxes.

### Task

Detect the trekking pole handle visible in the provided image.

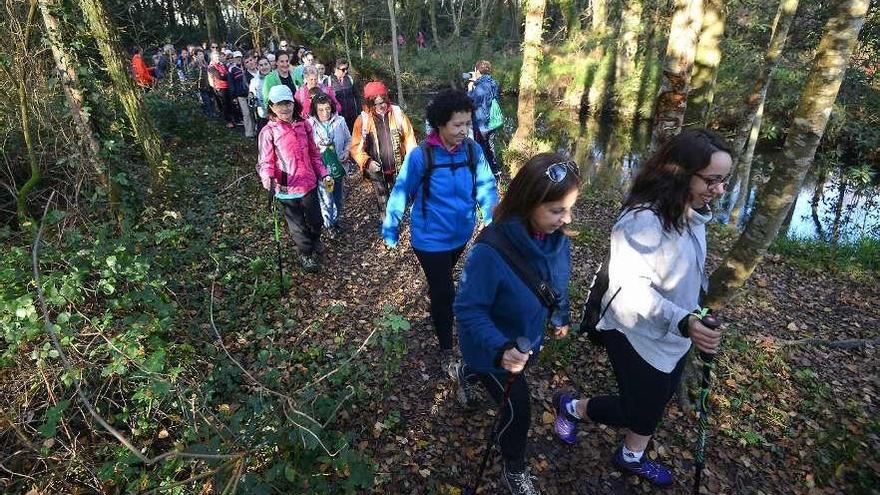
[698,314,721,363]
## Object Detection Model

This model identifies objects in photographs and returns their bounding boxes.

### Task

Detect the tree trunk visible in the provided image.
[204,0,220,43]
[705,0,869,309]
[507,0,546,174]
[649,0,704,151]
[683,0,725,127]
[166,0,176,31]
[38,0,105,183]
[615,0,643,86]
[14,1,39,228]
[727,0,799,166]
[561,3,593,109]
[387,0,405,107]
[78,0,170,189]
[429,0,440,47]
[727,97,763,226]
[634,0,662,120]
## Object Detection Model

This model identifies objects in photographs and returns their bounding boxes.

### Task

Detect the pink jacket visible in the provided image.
[294,85,342,119]
[257,119,327,196]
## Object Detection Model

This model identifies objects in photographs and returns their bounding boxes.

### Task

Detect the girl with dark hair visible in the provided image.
[383,89,498,375]
[552,129,731,488]
[454,153,579,495]
[257,85,333,273]
[309,93,351,236]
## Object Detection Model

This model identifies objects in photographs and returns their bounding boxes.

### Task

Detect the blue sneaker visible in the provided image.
[613,446,675,487]
[552,392,579,444]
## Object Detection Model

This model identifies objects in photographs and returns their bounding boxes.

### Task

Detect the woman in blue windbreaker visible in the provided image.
[382,89,498,376]
[453,153,579,494]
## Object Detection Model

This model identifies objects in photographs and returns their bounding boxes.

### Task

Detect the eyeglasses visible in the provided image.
[694,173,731,189]
[545,160,580,183]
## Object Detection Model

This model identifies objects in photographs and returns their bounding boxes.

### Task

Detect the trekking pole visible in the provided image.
[268,178,284,293]
[465,336,532,495]
[693,312,721,495]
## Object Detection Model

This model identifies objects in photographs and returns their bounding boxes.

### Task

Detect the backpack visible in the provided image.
[419,139,477,217]
[475,225,559,311]
[579,252,620,345]
[487,98,504,131]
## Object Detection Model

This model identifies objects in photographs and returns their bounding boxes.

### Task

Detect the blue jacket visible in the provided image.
[382,138,498,252]
[454,219,572,374]
[468,75,499,134]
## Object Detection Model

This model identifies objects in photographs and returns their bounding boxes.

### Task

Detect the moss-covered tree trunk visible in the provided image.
[507,0,546,174]
[613,0,643,118]
[78,0,169,189]
[650,0,703,150]
[683,0,725,127]
[728,0,799,165]
[705,0,868,309]
[386,0,405,107]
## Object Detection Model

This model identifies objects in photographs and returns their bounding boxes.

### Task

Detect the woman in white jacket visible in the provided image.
[309,92,352,236]
[553,129,732,488]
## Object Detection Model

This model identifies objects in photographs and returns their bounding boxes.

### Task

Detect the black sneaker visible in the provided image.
[502,464,541,495]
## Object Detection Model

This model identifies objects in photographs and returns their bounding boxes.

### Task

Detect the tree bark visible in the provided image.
[14,0,39,227]
[705,0,869,309]
[78,0,170,189]
[683,0,725,127]
[204,0,220,43]
[649,0,704,151]
[507,0,546,174]
[728,0,799,167]
[429,0,440,47]
[615,0,643,86]
[386,0,405,107]
[727,97,763,226]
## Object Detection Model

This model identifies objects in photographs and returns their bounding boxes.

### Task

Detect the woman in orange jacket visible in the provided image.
[349,81,417,222]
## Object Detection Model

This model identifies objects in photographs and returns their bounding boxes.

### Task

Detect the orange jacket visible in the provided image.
[349,105,417,172]
[132,53,153,87]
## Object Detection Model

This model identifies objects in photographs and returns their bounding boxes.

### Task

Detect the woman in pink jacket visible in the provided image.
[258,85,335,273]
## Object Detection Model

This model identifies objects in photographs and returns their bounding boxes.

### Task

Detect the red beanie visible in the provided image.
[363,81,389,100]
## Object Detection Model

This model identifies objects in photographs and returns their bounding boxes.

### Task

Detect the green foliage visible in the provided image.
[769,236,880,281]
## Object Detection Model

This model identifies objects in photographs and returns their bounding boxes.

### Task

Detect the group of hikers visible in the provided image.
[134,41,732,494]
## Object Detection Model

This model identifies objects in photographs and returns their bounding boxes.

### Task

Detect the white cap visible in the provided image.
[232,51,243,58]
[223,49,232,55]
[267,84,294,104]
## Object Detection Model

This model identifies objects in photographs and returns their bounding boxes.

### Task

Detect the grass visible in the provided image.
[769,236,880,281]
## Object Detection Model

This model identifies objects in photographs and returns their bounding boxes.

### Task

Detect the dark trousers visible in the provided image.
[413,245,466,351]
[586,330,687,436]
[199,89,216,118]
[277,188,322,256]
[469,370,531,473]
[215,88,234,124]
[364,168,393,222]
[476,129,500,175]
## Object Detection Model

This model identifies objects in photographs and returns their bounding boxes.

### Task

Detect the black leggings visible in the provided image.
[586,330,687,436]
[277,188,322,256]
[464,368,530,473]
[412,245,466,351]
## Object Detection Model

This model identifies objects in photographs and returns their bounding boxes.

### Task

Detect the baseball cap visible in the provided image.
[232,51,242,58]
[267,85,294,104]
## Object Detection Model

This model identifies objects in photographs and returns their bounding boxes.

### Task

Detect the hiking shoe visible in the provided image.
[451,361,478,409]
[502,464,541,495]
[553,392,579,445]
[613,445,674,487]
[441,352,458,379]
[300,254,320,273]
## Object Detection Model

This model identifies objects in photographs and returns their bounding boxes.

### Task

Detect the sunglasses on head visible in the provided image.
[545,160,580,183]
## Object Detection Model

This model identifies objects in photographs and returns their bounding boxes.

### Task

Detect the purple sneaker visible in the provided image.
[613,446,675,487]
[552,392,579,444]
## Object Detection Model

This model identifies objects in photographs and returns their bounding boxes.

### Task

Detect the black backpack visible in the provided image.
[580,252,620,345]
[419,139,477,217]
[475,225,559,311]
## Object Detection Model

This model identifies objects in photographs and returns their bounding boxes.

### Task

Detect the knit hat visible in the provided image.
[363,81,389,100]
[267,85,294,104]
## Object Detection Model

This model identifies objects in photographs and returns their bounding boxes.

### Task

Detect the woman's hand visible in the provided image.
[322,176,335,192]
[367,160,381,173]
[688,316,723,354]
[501,347,530,373]
[553,325,569,339]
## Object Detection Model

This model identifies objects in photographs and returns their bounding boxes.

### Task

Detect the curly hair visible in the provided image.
[425,89,474,130]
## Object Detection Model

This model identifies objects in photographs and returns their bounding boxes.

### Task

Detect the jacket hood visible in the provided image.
[495,216,568,260]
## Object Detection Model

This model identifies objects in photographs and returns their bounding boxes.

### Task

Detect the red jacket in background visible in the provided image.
[132,53,153,87]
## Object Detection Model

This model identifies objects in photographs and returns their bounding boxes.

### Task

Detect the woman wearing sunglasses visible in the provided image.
[552,129,731,488]
[453,153,579,495]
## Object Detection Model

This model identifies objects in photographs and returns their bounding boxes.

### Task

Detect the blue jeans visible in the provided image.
[318,180,344,228]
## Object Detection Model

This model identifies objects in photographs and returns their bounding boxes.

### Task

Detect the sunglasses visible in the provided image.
[694,173,731,189]
[545,160,580,183]
[338,66,349,72]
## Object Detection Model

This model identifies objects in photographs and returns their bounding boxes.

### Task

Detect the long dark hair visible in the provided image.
[494,152,581,229]
[625,129,731,233]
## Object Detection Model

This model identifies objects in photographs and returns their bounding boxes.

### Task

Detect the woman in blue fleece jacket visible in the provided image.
[453,153,580,495]
[382,90,498,375]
